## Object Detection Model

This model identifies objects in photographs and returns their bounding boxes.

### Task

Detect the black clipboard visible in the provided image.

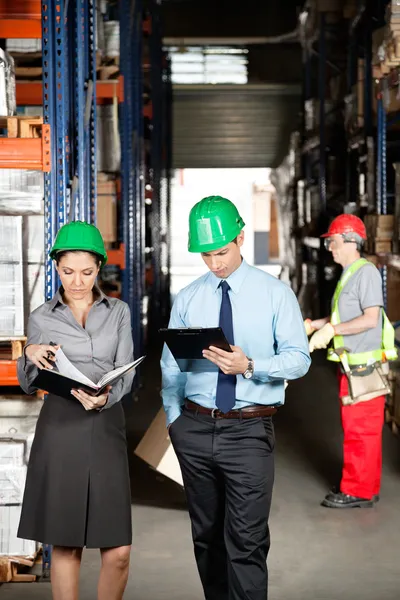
[159,327,232,372]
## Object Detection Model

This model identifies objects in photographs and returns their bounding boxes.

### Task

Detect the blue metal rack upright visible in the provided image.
[120,0,145,357]
[41,0,98,578]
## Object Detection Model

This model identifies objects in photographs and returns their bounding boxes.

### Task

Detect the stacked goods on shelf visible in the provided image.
[345,58,376,132]
[372,3,400,77]
[0,172,45,337]
[0,217,24,337]
[386,367,400,435]
[365,254,400,321]
[97,105,121,173]
[304,98,337,132]
[0,436,40,580]
[97,173,118,244]
[0,49,16,117]
[22,215,45,331]
[364,214,394,254]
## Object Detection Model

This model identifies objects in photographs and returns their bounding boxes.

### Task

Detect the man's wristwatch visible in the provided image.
[242,357,254,380]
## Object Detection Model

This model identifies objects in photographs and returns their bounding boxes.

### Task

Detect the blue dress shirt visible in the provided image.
[161,259,311,426]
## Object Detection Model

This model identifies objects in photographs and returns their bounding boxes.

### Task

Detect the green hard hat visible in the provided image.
[188,196,245,253]
[49,221,108,265]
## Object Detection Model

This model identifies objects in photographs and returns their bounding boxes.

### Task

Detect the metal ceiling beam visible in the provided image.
[163,36,298,46]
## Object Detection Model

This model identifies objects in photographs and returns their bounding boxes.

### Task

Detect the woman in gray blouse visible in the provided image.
[17,221,135,600]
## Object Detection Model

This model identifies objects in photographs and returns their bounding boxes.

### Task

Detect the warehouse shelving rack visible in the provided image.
[298,0,400,314]
[300,9,348,316]
[0,0,152,578]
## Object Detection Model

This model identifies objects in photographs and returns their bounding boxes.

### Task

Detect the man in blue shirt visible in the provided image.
[161,196,310,600]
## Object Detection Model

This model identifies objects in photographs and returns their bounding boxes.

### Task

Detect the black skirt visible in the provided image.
[18,393,132,548]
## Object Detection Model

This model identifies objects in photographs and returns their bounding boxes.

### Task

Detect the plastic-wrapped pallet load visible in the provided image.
[5,39,42,54]
[0,217,24,336]
[104,21,120,59]
[22,215,45,330]
[97,104,121,172]
[0,398,43,445]
[0,170,44,215]
[0,49,16,117]
[0,437,36,557]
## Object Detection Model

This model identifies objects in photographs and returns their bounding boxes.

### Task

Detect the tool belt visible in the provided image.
[337,353,391,406]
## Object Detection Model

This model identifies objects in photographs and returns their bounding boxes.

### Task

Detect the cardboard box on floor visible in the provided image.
[134,408,183,486]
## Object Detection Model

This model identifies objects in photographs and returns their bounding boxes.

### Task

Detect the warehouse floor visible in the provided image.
[1,352,400,600]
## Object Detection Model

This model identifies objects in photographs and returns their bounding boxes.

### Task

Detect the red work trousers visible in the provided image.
[338,372,385,500]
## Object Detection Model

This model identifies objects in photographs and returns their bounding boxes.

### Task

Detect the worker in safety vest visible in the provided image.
[305,214,397,509]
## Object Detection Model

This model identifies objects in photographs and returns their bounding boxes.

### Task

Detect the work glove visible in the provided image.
[304,319,315,337]
[309,323,336,353]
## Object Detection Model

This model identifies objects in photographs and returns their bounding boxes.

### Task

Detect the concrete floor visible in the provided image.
[1,353,400,599]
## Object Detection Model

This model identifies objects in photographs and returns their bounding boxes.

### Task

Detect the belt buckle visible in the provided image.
[211,408,218,419]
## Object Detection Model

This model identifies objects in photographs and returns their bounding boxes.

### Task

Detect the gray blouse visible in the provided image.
[17,287,135,409]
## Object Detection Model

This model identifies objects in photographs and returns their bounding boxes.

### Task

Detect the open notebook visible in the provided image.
[33,347,145,400]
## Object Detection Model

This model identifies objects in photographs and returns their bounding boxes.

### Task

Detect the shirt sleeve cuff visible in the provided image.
[253,358,272,380]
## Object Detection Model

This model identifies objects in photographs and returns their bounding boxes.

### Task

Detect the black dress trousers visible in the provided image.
[169,407,275,600]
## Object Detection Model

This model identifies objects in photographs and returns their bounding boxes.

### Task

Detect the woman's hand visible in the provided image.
[25,344,60,370]
[71,386,112,411]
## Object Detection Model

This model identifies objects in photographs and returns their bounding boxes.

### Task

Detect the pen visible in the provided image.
[47,341,57,359]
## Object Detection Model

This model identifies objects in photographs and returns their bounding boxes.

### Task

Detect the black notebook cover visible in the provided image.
[33,362,138,401]
[159,327,232,373]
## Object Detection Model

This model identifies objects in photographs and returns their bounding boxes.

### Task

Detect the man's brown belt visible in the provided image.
[185,399,278,419]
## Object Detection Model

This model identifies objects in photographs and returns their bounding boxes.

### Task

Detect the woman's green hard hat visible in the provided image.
[188,196,245,253]
[49,221,108,265]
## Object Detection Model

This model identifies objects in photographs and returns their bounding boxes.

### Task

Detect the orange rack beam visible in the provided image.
[107,244,126,269]
[16,78,125,105]
[0,18,41,38]
[0,0,41,19]
[0,124,51,171]
[0,361,19,386]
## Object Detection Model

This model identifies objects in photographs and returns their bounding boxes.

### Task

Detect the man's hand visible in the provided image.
[71,386,112,411]
[309,323,336,352]
[203,345,248,375]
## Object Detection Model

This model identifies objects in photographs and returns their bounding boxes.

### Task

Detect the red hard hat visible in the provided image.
[321,214,367,239]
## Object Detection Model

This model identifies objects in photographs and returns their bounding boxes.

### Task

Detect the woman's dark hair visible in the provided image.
[55,250,102,267]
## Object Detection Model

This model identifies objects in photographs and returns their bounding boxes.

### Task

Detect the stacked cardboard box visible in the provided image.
[372,3,400,76]
[387,266,400,321]
[97,174,118,243]
[364,215,394,254]
[365,255,400,321]
[134,408,183,486]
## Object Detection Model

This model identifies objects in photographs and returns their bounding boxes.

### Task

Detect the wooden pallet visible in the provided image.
[97,64,120,80]
[103,55,120,67]
[0,550,41,583]
[0,337,27,361]
[15,66,42,80]
[0,116,43,139]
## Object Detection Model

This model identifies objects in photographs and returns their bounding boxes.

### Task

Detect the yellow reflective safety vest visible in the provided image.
[327,258,398,365]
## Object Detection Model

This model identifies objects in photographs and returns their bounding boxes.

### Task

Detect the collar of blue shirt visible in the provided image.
[209,257,250,295]
[48,286,110,311]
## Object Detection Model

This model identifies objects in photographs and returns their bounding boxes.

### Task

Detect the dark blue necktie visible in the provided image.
[215,281,236,413]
